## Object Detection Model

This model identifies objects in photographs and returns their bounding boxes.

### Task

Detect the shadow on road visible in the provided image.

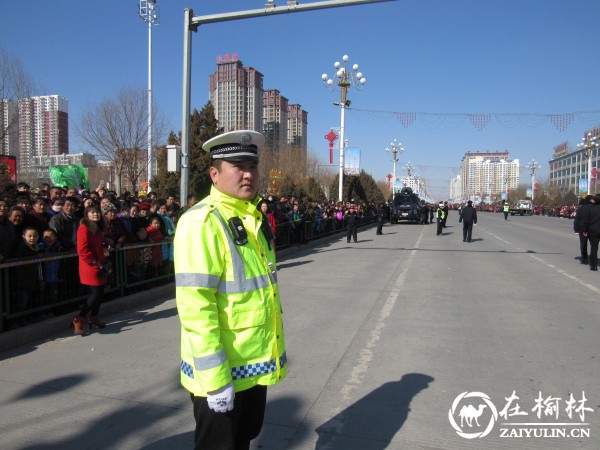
[314,372,434,449]
[11,375,91,401]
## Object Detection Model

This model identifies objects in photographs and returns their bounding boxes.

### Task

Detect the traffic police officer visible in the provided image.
[502,200,510,220]
[175,130,287,449]
[436,202,446,235]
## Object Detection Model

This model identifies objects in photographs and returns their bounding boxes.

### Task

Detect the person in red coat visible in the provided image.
[146,216,164,277]
[74,204,109,335]
[260,199,277,250]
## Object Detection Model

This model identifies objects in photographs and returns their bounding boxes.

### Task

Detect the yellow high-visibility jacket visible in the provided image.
[174,186,287,396]
[503,204,510,212]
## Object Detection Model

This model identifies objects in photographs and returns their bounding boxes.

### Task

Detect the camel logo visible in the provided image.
[448,392,498,439]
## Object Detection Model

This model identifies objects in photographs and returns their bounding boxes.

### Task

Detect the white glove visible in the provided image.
[207,382,235,413]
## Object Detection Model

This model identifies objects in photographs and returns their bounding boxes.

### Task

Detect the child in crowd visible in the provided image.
[129,226,152,282]
[12,227,44,316]
[158,204,176,269]
[39,228,64,310]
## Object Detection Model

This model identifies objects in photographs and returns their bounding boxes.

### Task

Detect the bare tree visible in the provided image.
[77,85,166,193]
[306,151,335,199]
[0,46,36,146]
[376,179,390,200]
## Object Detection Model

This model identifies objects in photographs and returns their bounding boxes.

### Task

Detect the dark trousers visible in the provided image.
[293,223,304,244]
[347,226,357,243]
[437,219,443,235]
[376,218,384,235]
[503,212,508,220]
[589,234,599,269]
[462,222,473,242]
[579,233,589,261]
[79,285,104,317]
[192,385,267,450]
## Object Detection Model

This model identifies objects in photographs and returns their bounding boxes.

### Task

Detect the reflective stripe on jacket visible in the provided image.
[174,186,287,396]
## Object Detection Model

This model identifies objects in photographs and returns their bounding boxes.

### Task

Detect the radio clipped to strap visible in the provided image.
[227,216,248,245]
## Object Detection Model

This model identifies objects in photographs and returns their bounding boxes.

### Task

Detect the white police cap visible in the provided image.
[202,130,264,162]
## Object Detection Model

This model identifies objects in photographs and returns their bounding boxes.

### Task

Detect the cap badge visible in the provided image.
[240,133,252,146]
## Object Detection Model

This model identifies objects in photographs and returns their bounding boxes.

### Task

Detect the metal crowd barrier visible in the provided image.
[0,215,376,333]
[0,239,175,333]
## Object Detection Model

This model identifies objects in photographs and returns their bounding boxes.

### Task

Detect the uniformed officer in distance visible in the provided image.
[502,200,510,220]
[436,202,445,236]
[458,200,477,242]
[174,130,287,449]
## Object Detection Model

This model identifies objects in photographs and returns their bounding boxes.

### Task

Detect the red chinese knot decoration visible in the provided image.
[324,130,338,165]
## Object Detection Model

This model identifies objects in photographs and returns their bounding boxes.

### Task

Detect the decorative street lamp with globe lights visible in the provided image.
[526,159,542,201]
[577,132,599,195]
[385,139,404,195]
[403,161,416,190]
[138,0,159,192]
[322,55,366,201]
[404,161,415,178]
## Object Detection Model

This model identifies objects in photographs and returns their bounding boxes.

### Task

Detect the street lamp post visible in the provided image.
[526,159,542,201]
[403,161,415,191]
[138,0,159,193]
[322,55,366,201]
[385,139,404,195]
[577,132,598,195]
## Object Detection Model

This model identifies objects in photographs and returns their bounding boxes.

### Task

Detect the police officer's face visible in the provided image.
[210,160,259,201]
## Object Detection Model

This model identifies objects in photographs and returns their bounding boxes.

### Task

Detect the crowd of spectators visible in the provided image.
[260,195,382,245]
[472,201,580,218]
[0,181,179,328]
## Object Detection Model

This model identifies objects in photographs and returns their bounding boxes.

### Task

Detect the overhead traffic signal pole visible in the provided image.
[179,0,396,203]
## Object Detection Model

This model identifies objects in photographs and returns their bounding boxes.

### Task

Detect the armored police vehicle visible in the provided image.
[389,187,423,223]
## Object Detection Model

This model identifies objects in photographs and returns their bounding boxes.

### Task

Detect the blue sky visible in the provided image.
[2,0,600,200]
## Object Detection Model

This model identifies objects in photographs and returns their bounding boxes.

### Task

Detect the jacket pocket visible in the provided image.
[219,307,266,330]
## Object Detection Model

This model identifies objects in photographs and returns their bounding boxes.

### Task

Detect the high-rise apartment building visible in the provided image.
[209,57,263,132]
[209,56,309,164]
[1,99,19,158]
[450,175,462,202]
[263,89,288,149]
[287,104,308,153]
[17,95,68,172]
[460,151,519,202]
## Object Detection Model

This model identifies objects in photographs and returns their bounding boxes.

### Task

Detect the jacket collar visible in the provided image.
[210,186,260,215]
